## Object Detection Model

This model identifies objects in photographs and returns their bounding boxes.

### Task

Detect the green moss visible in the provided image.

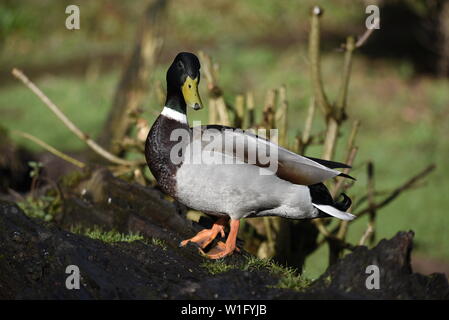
[242,256,311,291]
[200,260,235,275]
[200,255,311,291]
[70,225,143,243]
[148,237,168,250]
[17,194,61,222]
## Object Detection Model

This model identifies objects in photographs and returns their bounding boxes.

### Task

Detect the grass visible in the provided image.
[148,237,168,250]
[201,255,312,291]
[17,194,60,222]
[70,226,144,243]
[1,0,448,278]
[200,259,236,275]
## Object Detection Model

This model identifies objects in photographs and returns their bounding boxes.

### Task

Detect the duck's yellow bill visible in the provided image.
[182,76,203,110]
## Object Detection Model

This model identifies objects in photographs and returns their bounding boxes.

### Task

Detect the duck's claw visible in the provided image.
[200,219,241,259]
[179,217,228,249]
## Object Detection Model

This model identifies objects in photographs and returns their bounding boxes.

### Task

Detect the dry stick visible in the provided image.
[313,15,378,252]
[295,97,316,155]
[198,51,217,124]
[310,8,353,238]
[334,147,358,194]
[12,130,86,169]
[308,7,335,238]
[302,97,316,146]
[346,120,361,152]
[355,17,379,48]
[275,85,288,147]
[316,164,436,250]
[263,89,277,131]
[322,36,355,161]
[310,14,359,254]
[355,164,436,218]
[246,91,256,128]
[331,120,360,197]
[97,0,166,155]
[154,80,166,106]
[358,223,374,246]
[365,161,377,245]
[309,6,332,116]
[11,68,144,167]
[334,146,358,241]
[262,88,279,255]
[234,94,245,128]
[354,186,425,211]
[198,51,230,126]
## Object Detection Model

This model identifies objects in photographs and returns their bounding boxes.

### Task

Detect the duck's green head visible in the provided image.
[166,52,203,113]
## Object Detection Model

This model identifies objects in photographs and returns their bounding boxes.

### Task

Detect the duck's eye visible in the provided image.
[177,61,184,70]
[188,84,191,88]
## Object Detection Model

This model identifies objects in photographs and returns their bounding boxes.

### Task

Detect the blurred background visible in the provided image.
[1,0,448,278]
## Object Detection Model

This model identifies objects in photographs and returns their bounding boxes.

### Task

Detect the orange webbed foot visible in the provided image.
[201,219,240,259]
[180,217,227,249]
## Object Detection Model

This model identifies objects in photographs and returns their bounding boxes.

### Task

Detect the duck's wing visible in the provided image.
[190,125,354,186]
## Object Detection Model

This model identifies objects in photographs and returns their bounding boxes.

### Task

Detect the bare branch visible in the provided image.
[355,17,379,48]
[198,51,230,126]
[355,164,436,218]
[11,68,144,167]
[309,6,332,116]
[302,97,316,146]
[12,130,86,169]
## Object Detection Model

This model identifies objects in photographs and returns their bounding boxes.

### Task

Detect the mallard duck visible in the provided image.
[145,52,355,259]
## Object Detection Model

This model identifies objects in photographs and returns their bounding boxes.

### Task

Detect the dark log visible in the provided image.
[309,231,449,299]
[1,198,447,299]
[58,168,195,247]
[0,200,286,299]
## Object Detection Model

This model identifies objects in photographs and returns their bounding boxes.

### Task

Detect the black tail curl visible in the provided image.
[308,183,352,211]
[334,193,352,211]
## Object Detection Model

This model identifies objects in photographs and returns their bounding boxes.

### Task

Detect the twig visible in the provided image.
[355,164,436,218]
[358,223,374,246]
[366,161,376,244]
[302,97,315,143]
[198,51,230,126]
[12,130,86,169]
[234,94,245,128]
[246,91,256,128]
[332,146,358,197]
[346,119,361,151]
[355,17,379,48]
[11,68,144,167]
[309,6,331,116]
[336,36,355,113]
[332,146,358,241]
[316,164,436,252]
[262,89,277,131]
[275,85,288,147]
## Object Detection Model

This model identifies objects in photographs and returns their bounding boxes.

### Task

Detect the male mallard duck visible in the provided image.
[145,52,355,259]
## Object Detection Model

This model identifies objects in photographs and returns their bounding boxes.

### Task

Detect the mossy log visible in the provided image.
[58,168,196,247]
[1,198,448,299]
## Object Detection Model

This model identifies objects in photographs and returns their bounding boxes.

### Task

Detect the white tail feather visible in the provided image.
[312,203,356,221]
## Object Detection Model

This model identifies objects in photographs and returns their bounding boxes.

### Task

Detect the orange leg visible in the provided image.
[180,217,228,249]
[203,219,240,259]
